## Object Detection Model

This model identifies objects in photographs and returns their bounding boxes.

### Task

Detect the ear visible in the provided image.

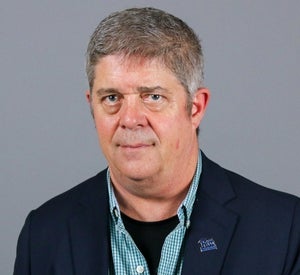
[85,90,95,118]
[85,90,92,103]
[191,88,210,129]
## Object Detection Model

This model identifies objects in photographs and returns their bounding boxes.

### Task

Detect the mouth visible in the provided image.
[118,143,155,149]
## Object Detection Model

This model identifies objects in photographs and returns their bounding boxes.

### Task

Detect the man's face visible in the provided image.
[87,55,208,188]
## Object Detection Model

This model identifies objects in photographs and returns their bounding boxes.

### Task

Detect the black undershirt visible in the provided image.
[121,212,179,275]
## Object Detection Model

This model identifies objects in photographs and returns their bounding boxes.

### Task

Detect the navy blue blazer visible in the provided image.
[14,154,300,274]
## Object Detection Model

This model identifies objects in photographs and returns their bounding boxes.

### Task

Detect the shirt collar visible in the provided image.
[107,151,202,227]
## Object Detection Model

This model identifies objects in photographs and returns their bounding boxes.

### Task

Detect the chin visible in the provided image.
[119,166,159,182]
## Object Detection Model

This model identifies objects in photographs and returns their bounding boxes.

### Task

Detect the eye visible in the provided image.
[150,94,161,101]
[144,94,163,102]
[103,94,120,105]
[149,94,161,101]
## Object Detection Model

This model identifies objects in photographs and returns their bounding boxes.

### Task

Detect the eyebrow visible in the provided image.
[94,88,118,97]
[137,86,169,93]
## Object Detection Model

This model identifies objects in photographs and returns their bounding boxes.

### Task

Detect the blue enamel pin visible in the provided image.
[198,238,218,252]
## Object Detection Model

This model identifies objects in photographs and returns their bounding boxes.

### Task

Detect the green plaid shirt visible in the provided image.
[107,152,202,275]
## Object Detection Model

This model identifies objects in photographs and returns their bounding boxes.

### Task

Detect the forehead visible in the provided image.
[93,55,181,87]
[97,54,167,72]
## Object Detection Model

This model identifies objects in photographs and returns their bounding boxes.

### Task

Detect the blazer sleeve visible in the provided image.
[13,211,33,275]
[283,200,300,275]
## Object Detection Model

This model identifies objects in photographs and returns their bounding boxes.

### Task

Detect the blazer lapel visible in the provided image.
[182,154,239,275]
[69,172,110,275]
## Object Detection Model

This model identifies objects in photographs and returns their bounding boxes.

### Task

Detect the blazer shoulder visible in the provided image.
[221,166,300,238]
[201,153,299,215]
[223,168,300,274]
[14,169,109,275]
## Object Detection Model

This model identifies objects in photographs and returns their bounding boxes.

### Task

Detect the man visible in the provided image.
[14,7,300,275]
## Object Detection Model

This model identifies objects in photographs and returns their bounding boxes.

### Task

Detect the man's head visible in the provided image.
[86,7,204,112]
[85,7,209,193]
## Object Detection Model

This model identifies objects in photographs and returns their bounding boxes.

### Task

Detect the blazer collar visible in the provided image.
[68,171,110,275]
[182,152,239,274]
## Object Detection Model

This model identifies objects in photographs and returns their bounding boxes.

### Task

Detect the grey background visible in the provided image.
[1,0,299,273]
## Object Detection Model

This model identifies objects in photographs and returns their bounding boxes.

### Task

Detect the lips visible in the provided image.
[118,143,154,148]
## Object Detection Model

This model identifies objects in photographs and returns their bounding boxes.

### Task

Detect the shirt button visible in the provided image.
[186,220,191,228]
[136,265,144,273]
[113,208,119,218]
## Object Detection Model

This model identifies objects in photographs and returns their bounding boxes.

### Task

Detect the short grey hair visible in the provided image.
[86,7,204,110]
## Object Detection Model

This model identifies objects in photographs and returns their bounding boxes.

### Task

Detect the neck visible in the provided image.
[113,181,190,221]
[110,149,199,222]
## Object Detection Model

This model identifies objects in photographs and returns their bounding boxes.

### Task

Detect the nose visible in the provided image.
[118,95,147,130]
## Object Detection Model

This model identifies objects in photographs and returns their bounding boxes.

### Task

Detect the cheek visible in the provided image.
[94,116,115,140]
